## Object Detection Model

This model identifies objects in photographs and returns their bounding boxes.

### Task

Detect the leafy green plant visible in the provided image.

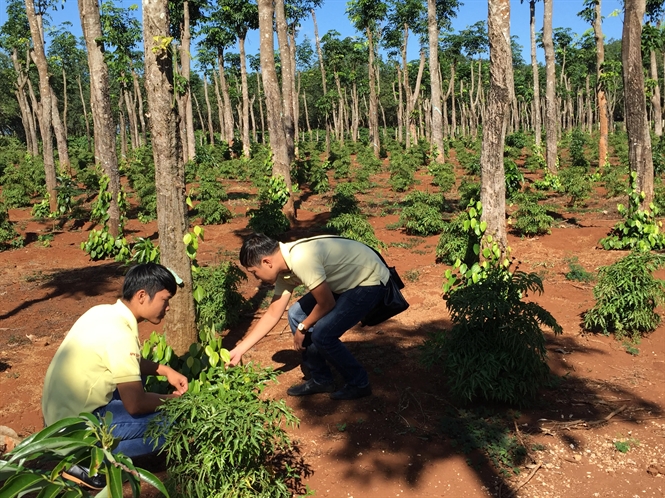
[81,229,131,262]
[559,166,592,206]
[532,171,562,192]
[505,131,530,150]
[0,154,44,208]
[600,163,626,198]
[613,438,639,453]
[583,251,665,340]
[326,213,384,251]
[389,151,417,192]
[398,190,447,236]
[436,199,484,267]
[564,256,594,282]
[194,261,248,332]
[457,178,480,209]
[330,183,362,218]
[423,260,562,405]
[0,203,23,251]
[130,237,161,264]
[428,160,455,192]
[146,364,301,498]
[54,174,83,218]
[509,192,554,236]
[124,147,157,222]
[247,175,291,237]
[31,196,51,219]
[504,159,524,200]
[569,128,590,169]
[599,172,665,251]
[0,413,168,497]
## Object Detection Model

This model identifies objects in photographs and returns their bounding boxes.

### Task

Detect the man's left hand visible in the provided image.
[165,368,188,396]
[294,330,306,351]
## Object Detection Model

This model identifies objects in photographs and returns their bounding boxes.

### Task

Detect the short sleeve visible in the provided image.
[106,331,141,384]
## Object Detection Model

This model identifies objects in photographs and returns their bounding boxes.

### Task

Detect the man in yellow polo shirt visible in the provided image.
[229,234,390,400]
[42,263,188,488]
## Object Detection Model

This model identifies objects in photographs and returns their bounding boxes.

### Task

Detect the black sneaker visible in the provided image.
[287,379,335,396]
[330,384,372,400]
[62,464,106,490]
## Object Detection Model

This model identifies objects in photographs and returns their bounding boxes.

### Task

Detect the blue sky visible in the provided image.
[1,0,625,65]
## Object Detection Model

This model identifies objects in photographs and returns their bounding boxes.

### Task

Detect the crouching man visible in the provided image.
[228,233,390,400]
[41,263,188,489]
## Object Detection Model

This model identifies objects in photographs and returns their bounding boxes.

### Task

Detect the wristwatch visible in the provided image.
[297,322,306,332]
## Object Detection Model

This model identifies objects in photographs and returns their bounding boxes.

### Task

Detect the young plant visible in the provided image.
[194,261,248,332]
[247,175,291,237]
[583,250,665,340]
[0,202,23,251]
[509,192,554,236]
[146,364,301,498]
[435,199,483,266]
[326,213,384,252]
[0,413,168,497]
[130,237,161,264]
[559,166,592,206]
[564,256,594,283]
[398,190,447,236]
[599,172,665,251]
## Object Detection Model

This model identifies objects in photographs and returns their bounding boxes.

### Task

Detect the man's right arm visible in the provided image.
[116,381,177,416]
[227,290,291,366]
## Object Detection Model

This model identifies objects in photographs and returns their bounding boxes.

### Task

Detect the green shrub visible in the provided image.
[505,131,530,149]
[197,199,233,225]
[0,413,167,497]
[398,191,447,236]
[421,262,562,406]
[330,183,362,218]
[326,213,384,251]
[564,256,594,283]
[600,163,627,198]
[504,159,524,199]
[81,229,131,262]
[653,135,665,176]
[569,128,590,169]
[583,251,665,340]
[194,261,248,332]
[509,193,554,236]
[247,176,291,237]
[599,172,665,251]
[458,178,480,209]
[389,152,417,192]
[146,364,300,498]
[0,203,23,251]
[559,166,592,206]
[130,237,161,264]
[428,161,455,193]
[524,150,545,172]
[435,200,482,266]
[0,155,44,208]
[125,147,157,222]
[307,159,331,194]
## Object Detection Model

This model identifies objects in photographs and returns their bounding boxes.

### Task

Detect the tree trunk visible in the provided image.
[622,0,654,206]
[61,67,68,140]
[543,0,557,173]
[650,49,662,137]
[24,0,57,212]
[258,0,295,223]
[218,51,234,144]
[274,0,295,163]
[143,0,197,354]
[311,9,330,154]
[256,69,265,142]
[529,0,541,147]
[132,67,147,145]
[203,74,215,145]
[367,27,380,158]
[76,75,92,152]
[481,0,512,254]
[11,47,39,156]
[79,0,122,236]
[239,35,251,157]
[180,1,196,162]
[51,91,71,174]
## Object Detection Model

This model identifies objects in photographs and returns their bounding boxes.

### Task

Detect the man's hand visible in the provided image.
[293,330,306,351]
[227,347,243,367]
[159,365,188,396]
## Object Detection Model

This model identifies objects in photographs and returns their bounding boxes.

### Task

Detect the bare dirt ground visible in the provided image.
[1,166,665,498]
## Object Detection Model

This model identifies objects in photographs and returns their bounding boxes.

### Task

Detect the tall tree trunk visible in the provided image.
[529,0,541,147]
[119,105,128,159]
[311,9,330,154]
[543,0,558,173]
[239,35,251,157]
[213,70,225,138]
[61,67,68,140]
[274,0,295,163]
[218,51,234,144]
[51,92,71,174]
[143,0,196,354]
[650,49,662,137]
[76,75,92,152]
[622,0,654,206]
[203,74,215,145]
[259,0,295,223]
[481,0,513,253]
[256,69,265,143]
[132,67,147,145]
[367,26,380,158]
[180,1,196,161]
[123,84,140,149]
[24,0,57,212]
[11,47,39,156]
[79,0,122,236]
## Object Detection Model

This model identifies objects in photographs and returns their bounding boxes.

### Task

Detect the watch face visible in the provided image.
[298,323,305,331]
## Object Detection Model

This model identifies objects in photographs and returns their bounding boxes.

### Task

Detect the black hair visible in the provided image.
[122,263,177,301]
[239,233,279,268]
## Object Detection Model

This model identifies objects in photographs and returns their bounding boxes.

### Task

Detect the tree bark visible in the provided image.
[529,0,541,148]
[274,0,295,163]
[311,9,330,154]
[622,0,654,206]
[51,92,71,174]
[180,1,196,161]
[203,74,215,145]
[218,51,234,144]
[143,0,197,354]
[24,0,57,212]
[78,0,122,237]
[481,0,513,254]
[239,35,251,157]
[76,75,92,152]
[543,0,557,173]
[367,26,380,158]
[258,0,295,223]
[650,49,662,137]
[594,0,608,166]
[11,46,39,156]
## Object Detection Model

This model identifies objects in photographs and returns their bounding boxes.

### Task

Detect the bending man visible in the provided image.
[229,233,389,400]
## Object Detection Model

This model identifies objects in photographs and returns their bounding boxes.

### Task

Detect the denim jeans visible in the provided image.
[287,284,384,388]
[93,390,163,458]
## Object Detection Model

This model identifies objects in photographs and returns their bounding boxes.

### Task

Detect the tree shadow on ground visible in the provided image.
[0,262,124,321]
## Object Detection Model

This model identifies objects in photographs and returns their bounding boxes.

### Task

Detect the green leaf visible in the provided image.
[106,463,123,497]
[137,468,170,497]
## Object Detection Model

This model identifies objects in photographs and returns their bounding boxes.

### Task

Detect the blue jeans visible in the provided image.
[94,390,163,458]
[287,284,384,388]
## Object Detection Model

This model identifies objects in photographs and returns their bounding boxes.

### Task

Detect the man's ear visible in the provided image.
[134,289,147,304]
[262,256,273,268]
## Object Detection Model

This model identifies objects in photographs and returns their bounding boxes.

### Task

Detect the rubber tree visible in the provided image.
[480,0,513,254]
[623,0,654,206]
[258,0,296,223]
[142,0,197,354]
[79,0,123,236]
[543,0,558,173]
[347,0,387,158]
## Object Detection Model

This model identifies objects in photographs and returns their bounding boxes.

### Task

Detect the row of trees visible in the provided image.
[0,0,663,351]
